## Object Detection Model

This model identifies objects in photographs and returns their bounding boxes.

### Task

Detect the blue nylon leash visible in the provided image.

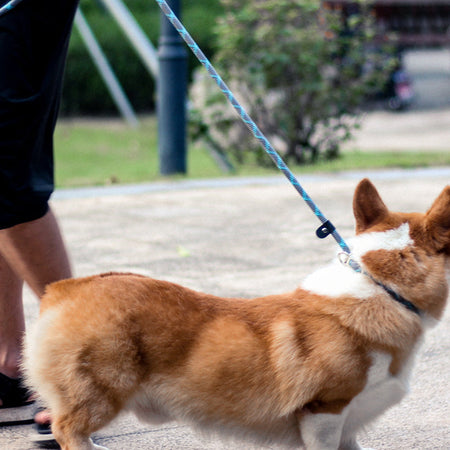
[0,0,23,17]
[155,0,352,255]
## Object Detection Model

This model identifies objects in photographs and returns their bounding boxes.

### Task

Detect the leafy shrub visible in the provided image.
[190,0,396,165]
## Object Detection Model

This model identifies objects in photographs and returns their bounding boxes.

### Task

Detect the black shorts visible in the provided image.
[0,0,78,229]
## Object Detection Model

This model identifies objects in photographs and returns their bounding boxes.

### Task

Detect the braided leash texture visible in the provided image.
[0,0,24,17]
[156,0,351,254]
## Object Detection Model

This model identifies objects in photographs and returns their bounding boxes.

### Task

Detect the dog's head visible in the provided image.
[351,178,450,320]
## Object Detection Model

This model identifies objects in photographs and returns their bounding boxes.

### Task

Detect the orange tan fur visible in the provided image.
[23,179,450,450]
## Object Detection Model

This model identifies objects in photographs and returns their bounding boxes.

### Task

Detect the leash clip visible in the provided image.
[338,252,351,266]
[338,252,362,273]
[316,220,336,239]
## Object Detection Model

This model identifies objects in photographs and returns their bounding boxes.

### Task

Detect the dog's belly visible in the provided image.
[127,378,302,448]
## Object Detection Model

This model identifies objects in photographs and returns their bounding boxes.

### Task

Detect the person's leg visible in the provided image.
[0,0,79,430]
[0,207,71,415]
[0,257,24,381]
[0,207,72,299]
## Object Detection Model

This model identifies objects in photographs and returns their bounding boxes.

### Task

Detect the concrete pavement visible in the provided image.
[344,107,450,152]
[1,166,449,449]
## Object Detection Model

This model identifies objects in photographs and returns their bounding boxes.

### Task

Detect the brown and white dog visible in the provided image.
[23,179,450,450]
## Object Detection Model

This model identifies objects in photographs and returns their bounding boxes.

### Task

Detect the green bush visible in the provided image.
[60,0,223,115]
[190,0,397,165]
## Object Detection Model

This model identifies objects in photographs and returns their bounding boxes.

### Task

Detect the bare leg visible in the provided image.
[0,257,24,380]
[0,208,72,298]
[0,207,71,414]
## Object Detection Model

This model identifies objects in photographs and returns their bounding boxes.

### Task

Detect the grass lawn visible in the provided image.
[54,116,450,188]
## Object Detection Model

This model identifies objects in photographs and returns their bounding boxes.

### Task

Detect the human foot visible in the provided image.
[31,406,57,447]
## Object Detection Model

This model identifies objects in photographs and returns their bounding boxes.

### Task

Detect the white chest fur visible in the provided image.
[301,260,377,299]
[343,351,412,433]
[299,352,418,450]
[302,223,414,300]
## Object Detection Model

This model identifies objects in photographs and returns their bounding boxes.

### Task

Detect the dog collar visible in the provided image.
[338,252,421,316]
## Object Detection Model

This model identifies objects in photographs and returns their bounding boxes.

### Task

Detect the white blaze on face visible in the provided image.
[302,223,414,299]
[348,223,413,262]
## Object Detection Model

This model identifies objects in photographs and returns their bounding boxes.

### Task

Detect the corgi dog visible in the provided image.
[23,179,449,450]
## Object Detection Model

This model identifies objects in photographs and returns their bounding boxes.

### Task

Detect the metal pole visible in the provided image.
[74,8,139,127]
[100,0,159,79]
[157,0,187,175]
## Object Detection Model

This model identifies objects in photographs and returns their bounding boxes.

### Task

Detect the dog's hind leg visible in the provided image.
[50,399,119,450]
[51,417,103,450]
[52,415,111,450]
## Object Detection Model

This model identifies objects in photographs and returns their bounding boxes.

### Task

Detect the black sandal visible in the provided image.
[31,405,58,448]
[0,372,35,426]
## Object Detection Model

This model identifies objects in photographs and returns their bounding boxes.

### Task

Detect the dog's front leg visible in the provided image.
[298,410,348,450]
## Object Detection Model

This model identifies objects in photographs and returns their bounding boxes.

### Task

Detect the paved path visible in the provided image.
[1,167,449,449]
[344,107,450,152]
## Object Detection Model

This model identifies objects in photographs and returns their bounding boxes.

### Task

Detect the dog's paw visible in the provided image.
[340,443,375,450]
[93,445,109,450]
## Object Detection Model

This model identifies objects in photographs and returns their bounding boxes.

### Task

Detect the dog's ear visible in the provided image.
[353,178,389,233]
[426,185,450,254]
